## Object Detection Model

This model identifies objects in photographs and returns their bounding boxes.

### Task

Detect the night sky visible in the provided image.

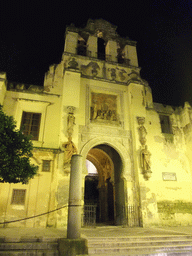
[1,0,192,106]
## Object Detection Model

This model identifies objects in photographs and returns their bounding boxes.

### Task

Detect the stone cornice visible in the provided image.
[33,147,62,153]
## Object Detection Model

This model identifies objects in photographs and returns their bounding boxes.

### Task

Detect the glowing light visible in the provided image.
[86,160,98,174]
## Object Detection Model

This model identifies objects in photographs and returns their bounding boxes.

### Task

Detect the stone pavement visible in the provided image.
[0,226,192,240]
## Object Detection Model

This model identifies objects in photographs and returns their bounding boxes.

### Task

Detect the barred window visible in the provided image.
[11,189,26,205]
[21,112,41,140]
[42,160,51,172]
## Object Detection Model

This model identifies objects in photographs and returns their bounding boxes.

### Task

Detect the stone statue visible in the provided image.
[141,145,152,180]
[139,125,147,145]
[62,138,77,165]
[67,113,75,138]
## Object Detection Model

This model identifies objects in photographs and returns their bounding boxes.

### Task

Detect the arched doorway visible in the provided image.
[84,144,126,225]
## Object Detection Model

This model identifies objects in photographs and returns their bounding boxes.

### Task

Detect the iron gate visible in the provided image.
[127,205,141,227]
[82,202,97,226]
[82,203,140,227]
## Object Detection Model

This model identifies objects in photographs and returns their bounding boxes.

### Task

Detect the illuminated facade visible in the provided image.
[1,19,192,228]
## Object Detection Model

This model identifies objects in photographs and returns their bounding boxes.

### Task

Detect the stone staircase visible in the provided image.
[2,234,192,256]
[0,236,59,256]
[87,235,192,255]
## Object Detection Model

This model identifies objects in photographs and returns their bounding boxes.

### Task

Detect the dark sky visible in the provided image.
[1,0,192,106]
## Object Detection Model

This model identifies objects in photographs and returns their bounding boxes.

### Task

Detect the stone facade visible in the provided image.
[0,19,192,228]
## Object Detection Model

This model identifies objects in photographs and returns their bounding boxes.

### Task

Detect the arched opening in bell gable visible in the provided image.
[77,36,87,56]
[97,37,106,60]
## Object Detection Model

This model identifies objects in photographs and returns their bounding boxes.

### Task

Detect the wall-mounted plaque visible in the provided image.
[162,172,177,181]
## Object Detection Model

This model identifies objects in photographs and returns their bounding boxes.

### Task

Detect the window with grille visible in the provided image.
[21,112,41,140]
[42,160,51,172]
[159,115,172,134]
[11,189,26,205]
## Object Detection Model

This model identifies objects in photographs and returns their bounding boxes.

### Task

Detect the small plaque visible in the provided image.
[162,172,177,181]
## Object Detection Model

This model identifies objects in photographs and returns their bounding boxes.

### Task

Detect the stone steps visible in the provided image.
[0,238,59,256]
[87,235,192,255]
[87,252,192,256]
[0,250,59,256]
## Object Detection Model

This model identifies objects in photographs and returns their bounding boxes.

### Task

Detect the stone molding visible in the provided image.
[79,135,132,181]
[63,53,142,84]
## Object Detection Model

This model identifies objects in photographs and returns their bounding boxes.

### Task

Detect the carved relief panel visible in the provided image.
[90,92,118,122]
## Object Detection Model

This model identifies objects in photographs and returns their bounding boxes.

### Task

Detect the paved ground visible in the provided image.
[0,226,192,240]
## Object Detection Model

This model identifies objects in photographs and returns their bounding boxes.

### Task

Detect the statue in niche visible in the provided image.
[62,138,77,165]
[141,145,152,180]
[67,112,75,138]
[138,125,147,145]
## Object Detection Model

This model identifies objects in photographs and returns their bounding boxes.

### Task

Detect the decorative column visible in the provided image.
[67,154,82,239]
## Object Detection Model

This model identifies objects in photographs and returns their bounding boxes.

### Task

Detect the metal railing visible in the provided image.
[82,202,97,226]
[127,205,140,227]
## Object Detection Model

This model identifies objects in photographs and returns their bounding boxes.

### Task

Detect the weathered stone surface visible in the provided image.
[58,238,88,256]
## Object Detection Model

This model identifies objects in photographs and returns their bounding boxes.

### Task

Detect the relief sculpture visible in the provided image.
[90,92,118,121]
[81,62,100,77]
[117,68,126,81]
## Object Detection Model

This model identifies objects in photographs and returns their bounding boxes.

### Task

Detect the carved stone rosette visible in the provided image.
[137,117,152,180]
